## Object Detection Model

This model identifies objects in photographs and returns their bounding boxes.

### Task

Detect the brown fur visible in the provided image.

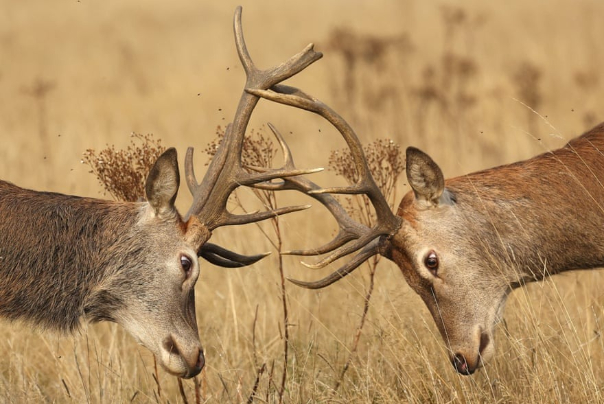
[0,182,138,330]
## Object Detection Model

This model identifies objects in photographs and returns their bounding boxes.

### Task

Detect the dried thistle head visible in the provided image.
[82,133,166,202]
[329,138,403,226]
[204,125,277,169]
[205,125,279,210]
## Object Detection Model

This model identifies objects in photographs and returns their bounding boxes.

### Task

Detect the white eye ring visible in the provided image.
[424,251,439,274]
[180,255,193,276]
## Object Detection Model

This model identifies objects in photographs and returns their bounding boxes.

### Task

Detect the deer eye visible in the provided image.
[180,255,193,277]
[424,251,439,275]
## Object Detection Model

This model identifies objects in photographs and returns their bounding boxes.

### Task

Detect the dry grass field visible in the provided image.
[2,0,604,402]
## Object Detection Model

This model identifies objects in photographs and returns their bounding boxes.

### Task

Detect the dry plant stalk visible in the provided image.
[246,363,266,404]
[177,378,189,404]
[204,126,276,169]
[327,5,489,144]
[205,126,289,403]
[328,138,403,392]
[81,133,166,202]
[511,61,543,135]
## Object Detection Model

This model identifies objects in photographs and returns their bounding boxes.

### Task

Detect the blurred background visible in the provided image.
[1,0,604,402]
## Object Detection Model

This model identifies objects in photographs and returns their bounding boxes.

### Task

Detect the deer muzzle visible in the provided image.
[161,334,205,378]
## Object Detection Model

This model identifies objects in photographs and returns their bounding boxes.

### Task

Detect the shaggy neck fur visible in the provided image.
[0,181,141,332]
[447,123,604,282]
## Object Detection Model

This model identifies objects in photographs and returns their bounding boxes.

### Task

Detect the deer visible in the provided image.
[242,36,604,375]
[0,6,324,379]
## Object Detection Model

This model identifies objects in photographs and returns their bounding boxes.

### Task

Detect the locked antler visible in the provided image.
[247,85,402,288]
[185,7,323,267]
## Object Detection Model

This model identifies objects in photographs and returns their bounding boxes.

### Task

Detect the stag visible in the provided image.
[0,7,323,379]
[247,44,604,374]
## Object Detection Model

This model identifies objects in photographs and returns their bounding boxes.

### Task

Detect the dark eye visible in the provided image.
[424,251,439,274]
[180,255,193,277]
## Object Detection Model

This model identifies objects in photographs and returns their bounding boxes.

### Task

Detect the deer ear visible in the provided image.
[145,148,180,217]
[406,147,445,206]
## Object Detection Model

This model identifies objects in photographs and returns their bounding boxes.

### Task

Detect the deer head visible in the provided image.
[118,7,324,377]
[104,148,209,379]
[388,147,508,375]
[242,35,504,375]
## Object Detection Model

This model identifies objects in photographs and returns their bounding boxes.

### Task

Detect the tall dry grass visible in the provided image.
[1,0,604,402]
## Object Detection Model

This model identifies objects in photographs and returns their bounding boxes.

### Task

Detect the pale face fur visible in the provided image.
[391,190,512,375]
[110,211,208,378]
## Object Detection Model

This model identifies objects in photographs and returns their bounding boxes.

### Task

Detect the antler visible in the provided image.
[184,7,323,266]
[247,87,402,289]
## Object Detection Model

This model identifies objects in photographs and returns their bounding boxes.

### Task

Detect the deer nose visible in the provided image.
[451,353,475,375]
[162,335,205,378]
[194,350,205,374]
[183,348,205,378]
[179,348,204,379]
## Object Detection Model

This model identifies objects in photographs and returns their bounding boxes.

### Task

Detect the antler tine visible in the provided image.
[272,173,389,269]
[184,147,199,195]
[248,123,369,259]
[247,85,392,213]
[251,84,400,224]
[288,239,383,290]
[267,122,295,169]
[232,7,255,76]
[245,84,402,288]
[199,242,270,268]
[278,176,369,257]
[244,122,324,180]
[246,119,393,270]
[185,7,323,231]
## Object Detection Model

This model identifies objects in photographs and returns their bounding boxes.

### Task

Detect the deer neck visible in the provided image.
[0,181,138,331]
[451,131,604,283]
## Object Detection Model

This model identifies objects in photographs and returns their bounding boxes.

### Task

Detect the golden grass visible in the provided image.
[1,0,604,402]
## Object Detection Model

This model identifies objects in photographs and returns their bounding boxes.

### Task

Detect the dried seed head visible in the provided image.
[205,125,277,170]
[329,138,403,225]
[82,133,166,202]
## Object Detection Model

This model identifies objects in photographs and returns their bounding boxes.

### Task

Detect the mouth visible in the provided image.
[452,353,474,375]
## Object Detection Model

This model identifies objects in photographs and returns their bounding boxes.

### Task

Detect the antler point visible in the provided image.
[301,260,322,269]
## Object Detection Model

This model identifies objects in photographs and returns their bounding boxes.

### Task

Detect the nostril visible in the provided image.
[479,333,490,355]
[452,353,470,375]
[195,350,205,372]
[163,336,181,358]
